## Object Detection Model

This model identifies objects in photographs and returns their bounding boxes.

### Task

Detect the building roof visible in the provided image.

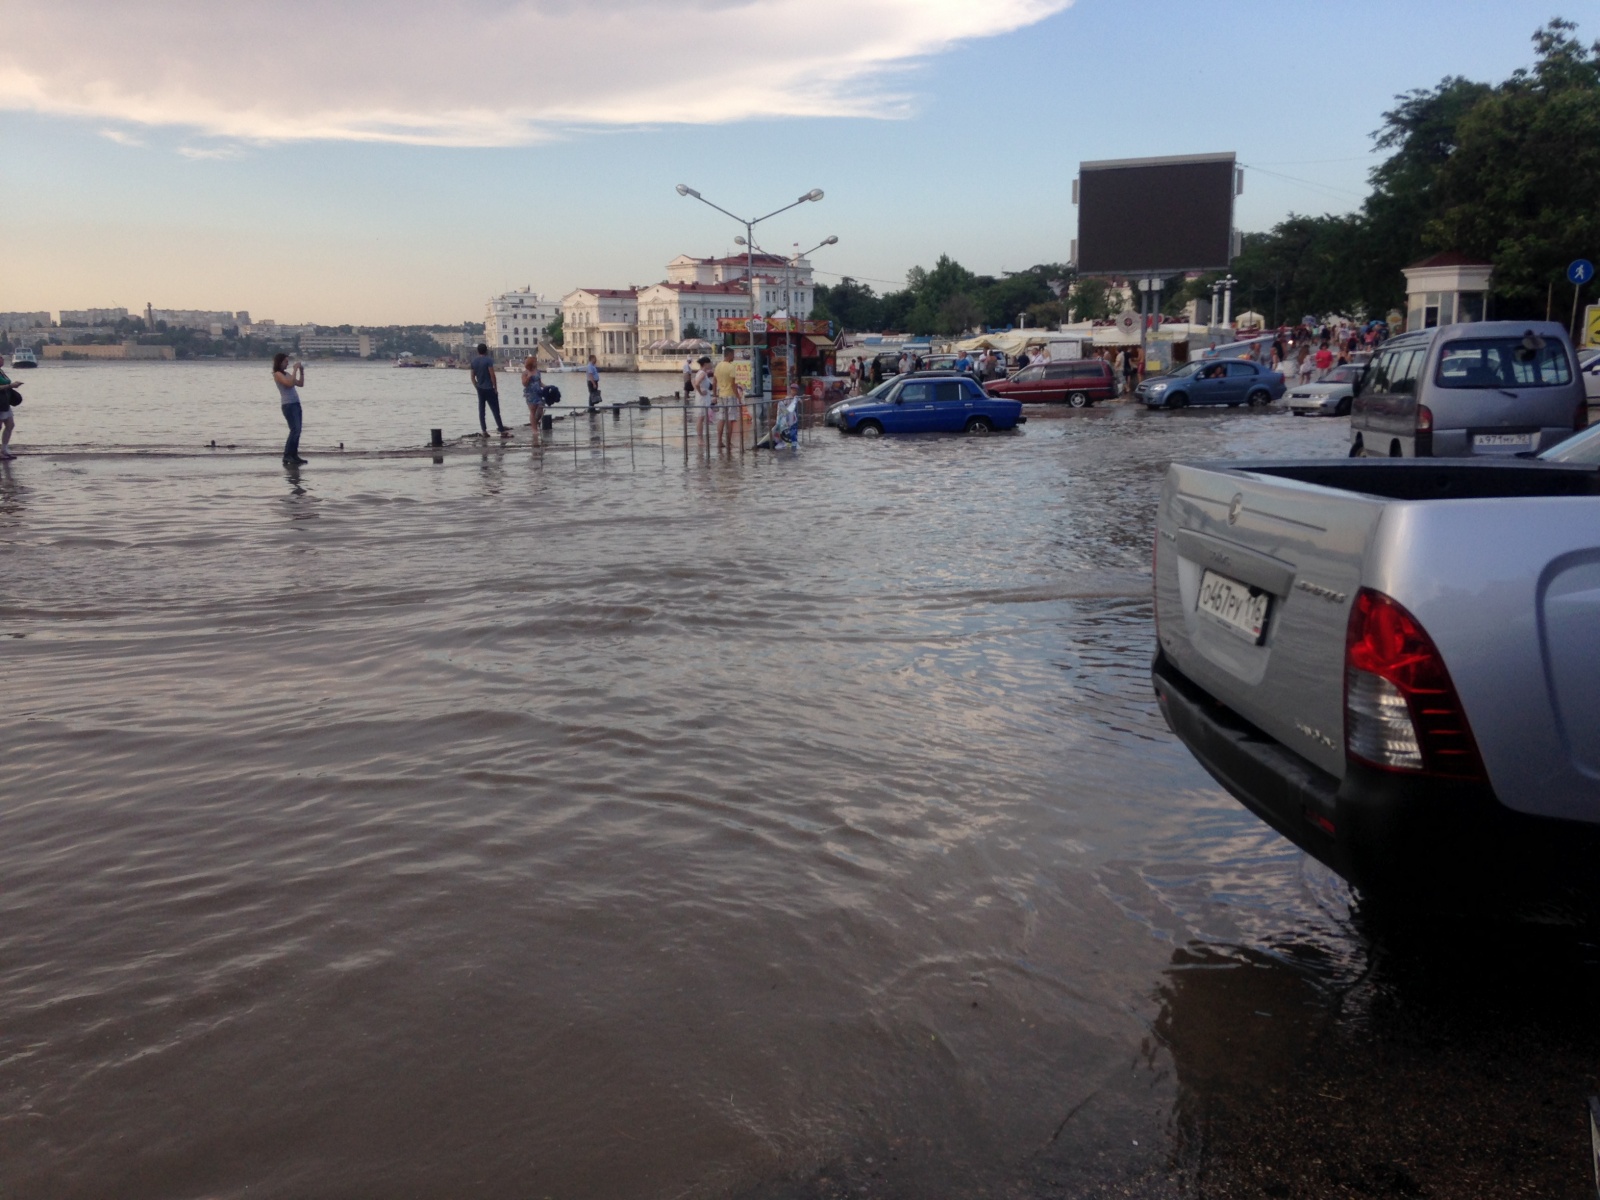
[646,281,749,295]
[1407,251,1493,269]
[702,253,791,268]
[572,288,638,298]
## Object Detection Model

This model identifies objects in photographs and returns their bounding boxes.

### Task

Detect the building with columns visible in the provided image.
[560,288,639,369]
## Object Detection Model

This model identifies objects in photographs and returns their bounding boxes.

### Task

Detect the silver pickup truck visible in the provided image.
[1151,456,1600,901]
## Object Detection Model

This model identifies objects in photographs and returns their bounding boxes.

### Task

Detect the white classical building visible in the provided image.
[636,281,751,344]
[485,287,559,359]
[560,288,639,369]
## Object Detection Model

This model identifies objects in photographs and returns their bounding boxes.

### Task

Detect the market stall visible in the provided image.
[716,316,841,404]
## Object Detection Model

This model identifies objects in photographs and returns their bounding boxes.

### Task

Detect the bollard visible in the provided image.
[541,413,553,431]
[611,403,621,419]
[430,428,443,448]
[638,395,651,409]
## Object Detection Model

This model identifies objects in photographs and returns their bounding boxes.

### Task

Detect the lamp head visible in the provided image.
[675,184,698,198]
[803,188,824,202]
[734,236,747,246]
[822,235,838,246]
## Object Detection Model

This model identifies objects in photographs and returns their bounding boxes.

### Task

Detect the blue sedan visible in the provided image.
[1137,358,1286,408]
[825,373,1025,436]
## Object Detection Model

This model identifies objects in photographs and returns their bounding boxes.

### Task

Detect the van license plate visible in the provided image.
[1473,432,1534,451]
[1197,570,1270,643]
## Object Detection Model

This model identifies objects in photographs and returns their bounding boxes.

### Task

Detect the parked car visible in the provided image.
[984,358,1118,407]
[1151,454,1600,902]
[1349,321,1586,458]
[1577,346,1600,413]
[826,372,1024,436]
[1286,362,1367,416]
[1138,359,1286,409]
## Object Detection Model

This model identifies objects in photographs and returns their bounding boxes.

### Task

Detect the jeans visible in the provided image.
[282,402,302,461]
[477,388,506,433]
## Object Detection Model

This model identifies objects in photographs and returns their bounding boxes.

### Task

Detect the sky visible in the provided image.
[0,0,1585,326]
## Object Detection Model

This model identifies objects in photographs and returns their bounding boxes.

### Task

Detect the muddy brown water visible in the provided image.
[2,393,1597,1199]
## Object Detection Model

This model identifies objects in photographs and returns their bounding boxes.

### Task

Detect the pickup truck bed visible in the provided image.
[1151,458,1600,900]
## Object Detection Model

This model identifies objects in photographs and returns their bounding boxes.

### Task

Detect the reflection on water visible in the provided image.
[2,403,1593,1198]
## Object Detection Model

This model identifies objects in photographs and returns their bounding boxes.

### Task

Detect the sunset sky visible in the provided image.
[0,0,1579,325]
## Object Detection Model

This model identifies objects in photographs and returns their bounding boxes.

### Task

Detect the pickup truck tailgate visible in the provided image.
[1155,464,1380,780]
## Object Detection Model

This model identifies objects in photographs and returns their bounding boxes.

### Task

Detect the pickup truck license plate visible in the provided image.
[1473,432,1534,451]
[1197,569,1270,643]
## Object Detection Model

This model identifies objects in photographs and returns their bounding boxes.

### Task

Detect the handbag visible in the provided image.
[1,387,20,407]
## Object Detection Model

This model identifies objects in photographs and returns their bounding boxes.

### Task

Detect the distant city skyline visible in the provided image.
[0,0,1581,325]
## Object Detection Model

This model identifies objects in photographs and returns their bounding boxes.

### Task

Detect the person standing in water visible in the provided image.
[272,353,306,465]
[521,355,546,446]
[470,343,511,438]
[586,354,602,408]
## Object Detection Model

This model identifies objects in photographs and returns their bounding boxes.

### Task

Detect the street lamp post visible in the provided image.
[676,185,823,440]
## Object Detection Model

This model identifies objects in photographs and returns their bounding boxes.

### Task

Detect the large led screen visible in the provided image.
[1076,154,1236,274]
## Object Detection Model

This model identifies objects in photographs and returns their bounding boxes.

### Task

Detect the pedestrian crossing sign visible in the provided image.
[1586,304,1600,348]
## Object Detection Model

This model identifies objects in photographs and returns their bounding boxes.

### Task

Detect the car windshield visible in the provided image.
[860,379,896,400]
[1324,365,1360,383]
[1435,336,1573,388]
[1539,423,1600,464]
[1161,361,1204,380]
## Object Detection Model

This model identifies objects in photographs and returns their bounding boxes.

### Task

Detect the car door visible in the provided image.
[1224,361,1257,402]
[1041,364,1072,402]
[890,380,936,432]
[1189,362,1229,405]
[1007,365,1047,401]
[933,379,970,430]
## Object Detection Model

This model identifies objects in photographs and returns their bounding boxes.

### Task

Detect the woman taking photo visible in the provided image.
[272,353,307,466]
[521,355,545,446]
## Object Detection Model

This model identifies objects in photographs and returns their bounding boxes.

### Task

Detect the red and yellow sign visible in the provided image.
[716,317,833,336]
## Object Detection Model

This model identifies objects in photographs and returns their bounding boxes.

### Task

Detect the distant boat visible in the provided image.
[10,347,38,368]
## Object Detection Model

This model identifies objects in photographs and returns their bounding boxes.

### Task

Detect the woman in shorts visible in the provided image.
[693,355,715,439]
[521,355,545,445]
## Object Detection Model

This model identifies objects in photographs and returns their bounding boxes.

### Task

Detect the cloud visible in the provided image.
[176,144,245,160]
[99,127,145,146]
[0,0,1070,146]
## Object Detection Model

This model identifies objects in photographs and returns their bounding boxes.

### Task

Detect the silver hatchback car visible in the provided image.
[1349,321,1587,457]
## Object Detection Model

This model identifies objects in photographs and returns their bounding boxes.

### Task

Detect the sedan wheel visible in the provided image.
[857,420,883,438]
[1168,393,1188,409]
[1067,391,1089,409]
[964,416,994,435]
[1247,389,1271,407]
[1336,396,1352,416]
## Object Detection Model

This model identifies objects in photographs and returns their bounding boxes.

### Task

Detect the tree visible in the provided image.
[1069,278,1118,321]
[1426,19,1600,316]
[681,321,702,340]
[935,292,982,336]
[545,313,563,347]
[813,277,881,332]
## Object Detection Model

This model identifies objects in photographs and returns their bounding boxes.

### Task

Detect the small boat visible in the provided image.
[10,346,38,368]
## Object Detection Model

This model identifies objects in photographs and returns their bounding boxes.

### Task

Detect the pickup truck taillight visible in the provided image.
[1344,589,1484,780]
[1415,404,1433,432]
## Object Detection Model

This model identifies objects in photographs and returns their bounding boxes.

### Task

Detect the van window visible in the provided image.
[1435,337,1573,388]
[1389,348,1423,395]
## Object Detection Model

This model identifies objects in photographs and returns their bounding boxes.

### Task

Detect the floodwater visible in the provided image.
[2,364,1598,1199]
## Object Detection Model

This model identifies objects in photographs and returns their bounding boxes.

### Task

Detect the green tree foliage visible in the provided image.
[545,312,564,346]
[1068,277,1119,321]
[1427,20,1600,314]
[1199,19,1599,324]
[813,261,1071,334]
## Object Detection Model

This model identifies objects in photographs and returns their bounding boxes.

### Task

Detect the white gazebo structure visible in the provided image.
[1402,253,1491,332]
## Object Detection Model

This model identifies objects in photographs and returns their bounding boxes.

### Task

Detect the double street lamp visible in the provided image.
[675,185,824,320]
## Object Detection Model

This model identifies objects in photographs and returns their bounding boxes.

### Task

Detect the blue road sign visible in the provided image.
[1568,259,1595,285]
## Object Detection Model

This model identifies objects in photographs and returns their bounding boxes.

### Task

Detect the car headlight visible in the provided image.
[1147,382,1168,393]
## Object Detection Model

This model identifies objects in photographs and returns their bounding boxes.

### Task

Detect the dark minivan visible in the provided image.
[1350,321,1587,458]
[985,358,1117,407]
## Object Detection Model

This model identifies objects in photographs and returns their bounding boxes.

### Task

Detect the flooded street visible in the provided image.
[2,377,1597,1198]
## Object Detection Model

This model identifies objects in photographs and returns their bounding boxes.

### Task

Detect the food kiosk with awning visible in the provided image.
[717,316,837,398]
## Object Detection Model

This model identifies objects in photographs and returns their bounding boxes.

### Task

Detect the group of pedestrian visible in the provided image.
[689,348,745,451]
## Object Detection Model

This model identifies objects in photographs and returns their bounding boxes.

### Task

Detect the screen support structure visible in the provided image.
[1137,277,1164,370]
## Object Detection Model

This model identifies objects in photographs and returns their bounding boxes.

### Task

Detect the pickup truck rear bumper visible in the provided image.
[1151,649,1599,904]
